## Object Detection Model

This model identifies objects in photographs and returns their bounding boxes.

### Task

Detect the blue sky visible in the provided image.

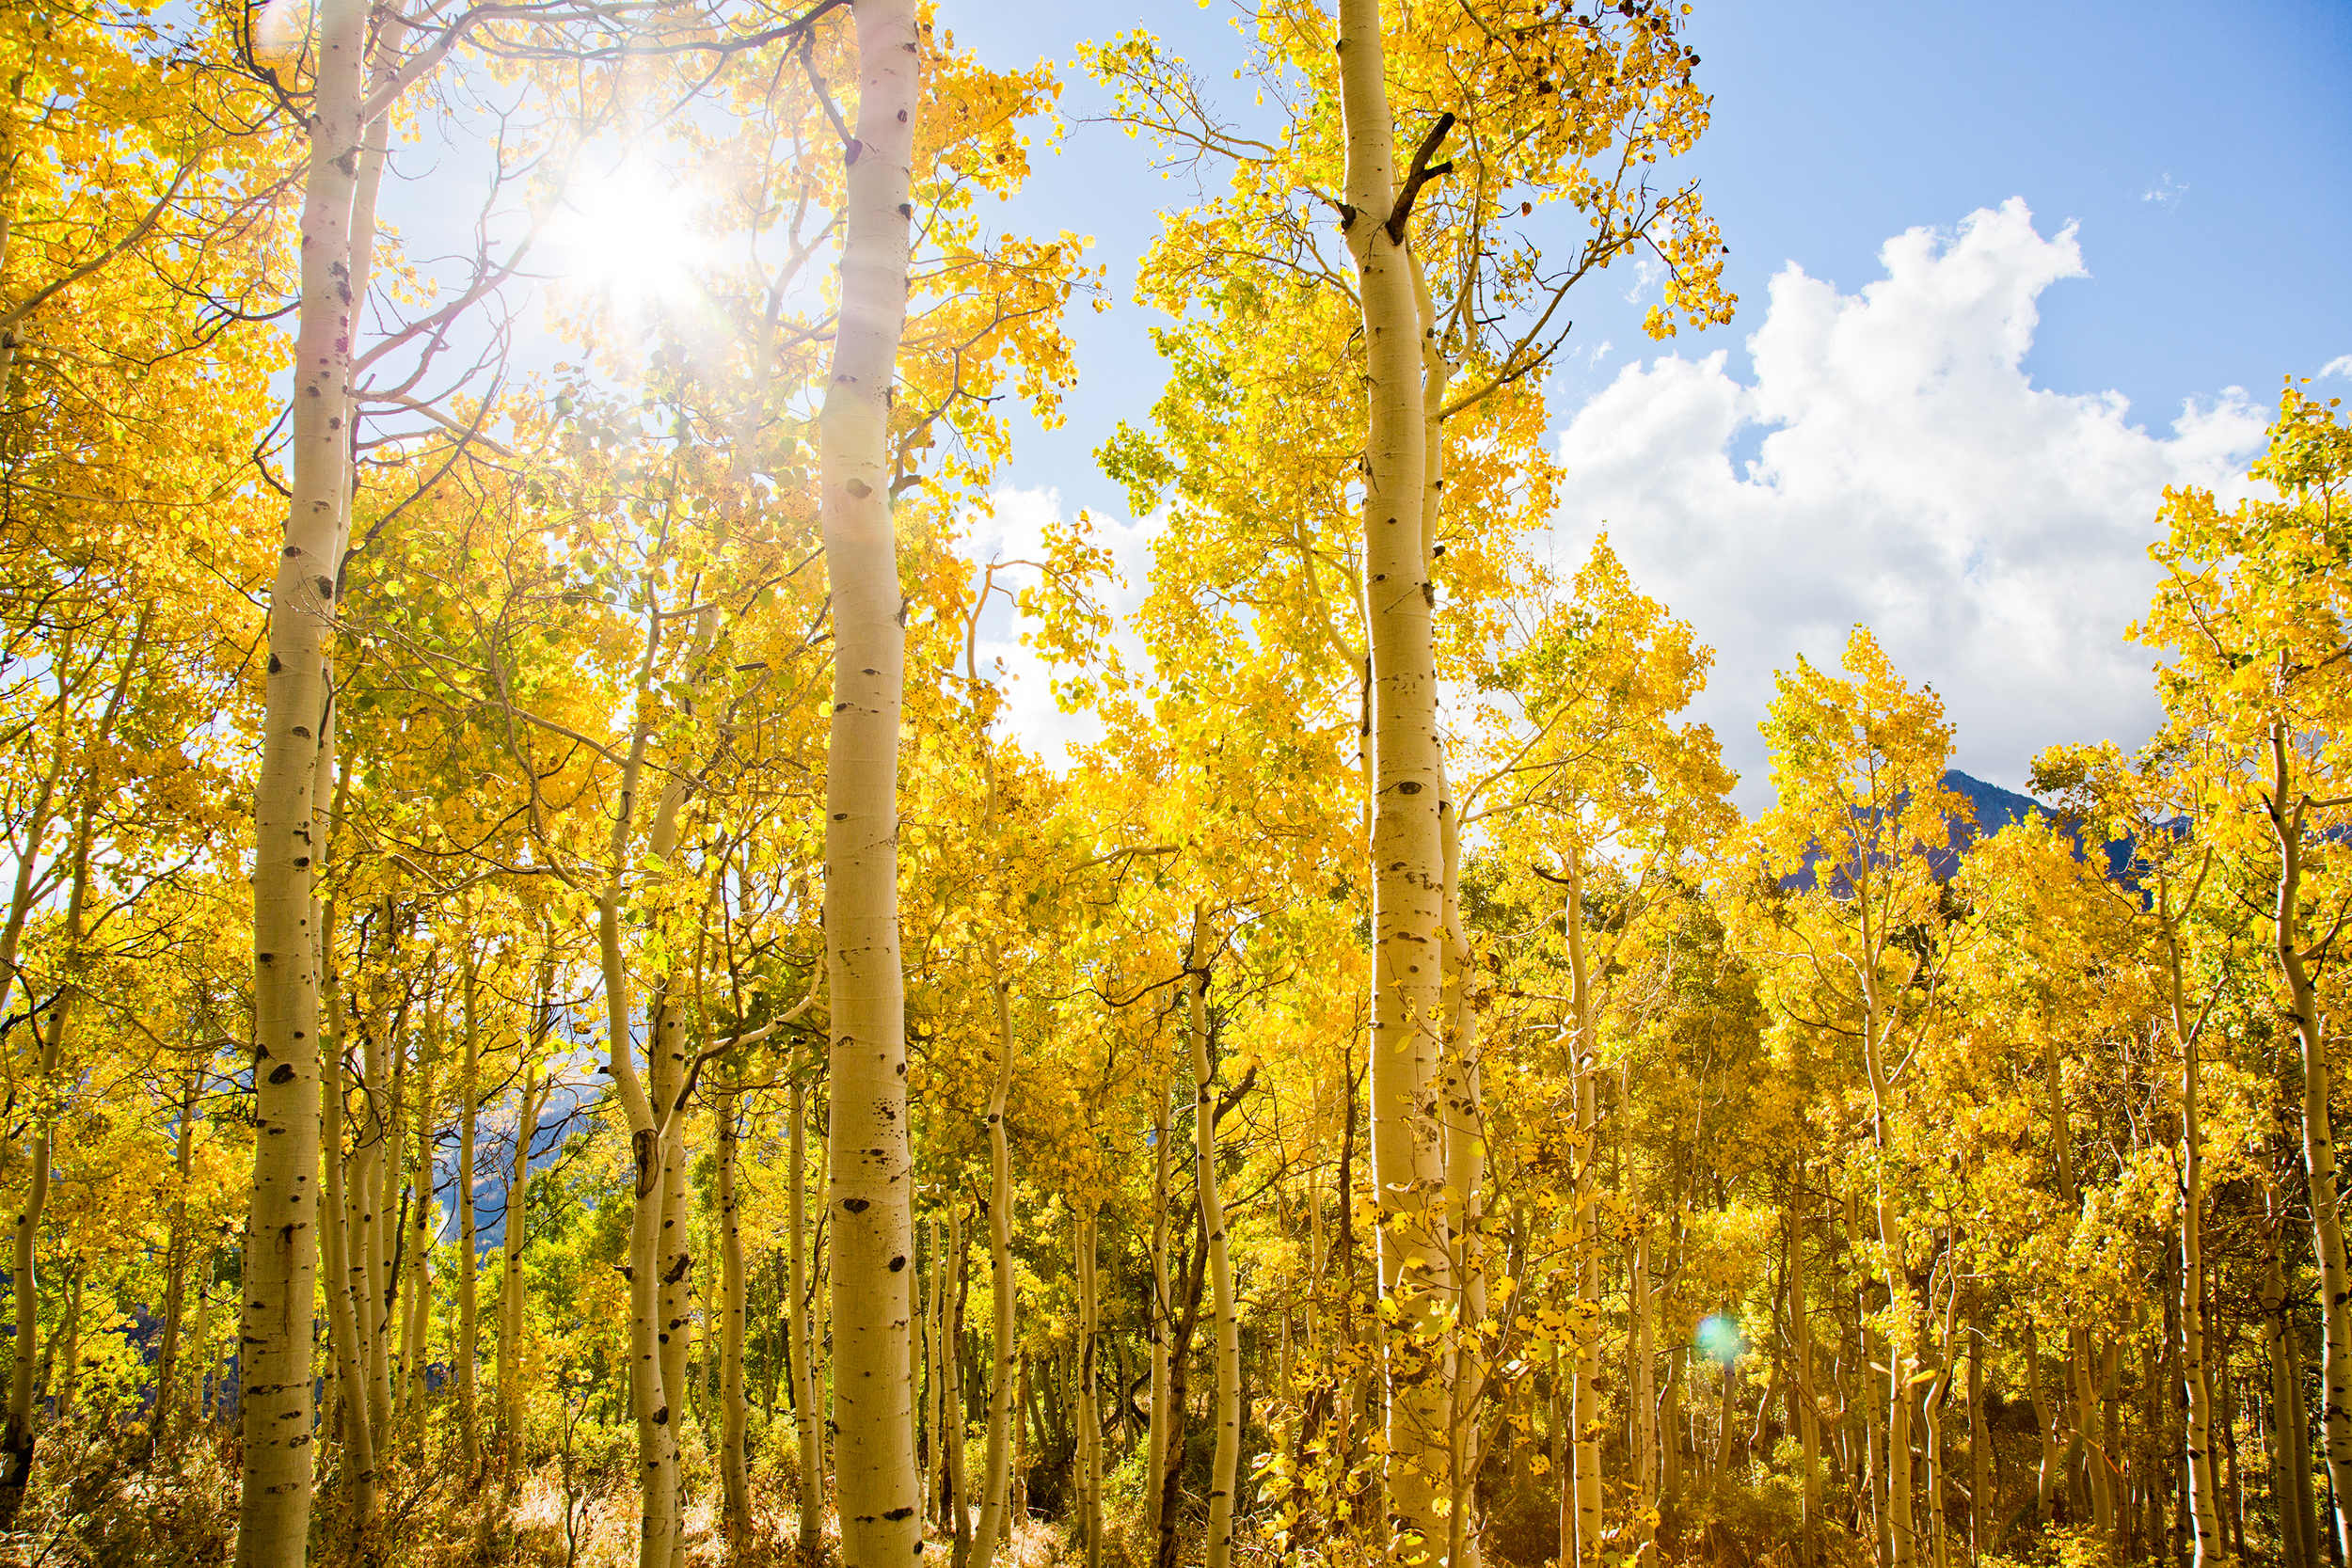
[932,0,2352,798]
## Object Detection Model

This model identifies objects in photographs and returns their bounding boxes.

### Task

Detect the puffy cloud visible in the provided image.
[1550,198,2267,807]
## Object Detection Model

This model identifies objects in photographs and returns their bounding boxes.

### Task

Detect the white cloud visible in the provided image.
[2319,353,2352,381]
[1549,198,2266,807]
[961,487,1159,760]
[2141,173,2187,206]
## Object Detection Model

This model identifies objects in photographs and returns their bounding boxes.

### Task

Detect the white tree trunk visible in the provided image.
[233,4,368,1555]
[1189,911,1240,1568]
[968,967,1020,1568]
[1335,1,1450,1554]
[818,5,922,1563]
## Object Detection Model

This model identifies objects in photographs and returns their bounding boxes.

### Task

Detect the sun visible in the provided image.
[548,158,710,311]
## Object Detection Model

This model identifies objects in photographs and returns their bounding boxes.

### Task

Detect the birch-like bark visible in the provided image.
[321,989,375,1532]
[653,991,693,1568]
[1335,1,1450,1551]
[2182,987,2220,1565]
[718,1082,751,1550]
[1438,792,1487,1568]
[399,1005,438,1425]
[1074,1209,1104,1568]
[1967,1312,1990,1568]
[1147,1069,1173,1544]
[1189,910,1241,1568]
[498,1055,545,1466]
[1563,857,1604,1564]
[153,1064,204,1450]
[2269,1187,2320,1568]
[1790,1188,1818,1568]
[0,628,135,1523]
[235,0,368,1549]
[946,1208,972,1565]
[2267,722,2352,1560]
[818,6,922,1562]
[967,966,1020,1568]
[788,1052,825,1556]
[458,952,481,1474]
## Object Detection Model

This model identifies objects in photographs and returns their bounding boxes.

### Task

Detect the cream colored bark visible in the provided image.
[1188,910,1241,1568]
[1790,1192,1818,1568]
[0,624,135,1525]
[458,948,481,1473]
[321,989,375,1532]
[718,1082,751,1550]
[153,1064,204,1449]
[945,1209,972,1564]
[818,5,922,1562]
[2267,1183,2320,1568]
[1146,1071,1172,1544]
[1637,1218,1661,1561]
[2182,986,2220,1565]
[235,1,367,1552]
[498,1054,545,1465]
[1336,2,1451,1554]
[2265,723,2352,1560]
[653,992,693,1568]
[1438,796,1487,1568]
[968,967,1021,1568]
[399,1005,438,1425]
[1561,857,1603,1565]
[1073,1209,1104,1568]
[788,1051,825,1556]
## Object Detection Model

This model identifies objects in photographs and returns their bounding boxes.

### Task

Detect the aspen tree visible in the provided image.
[321,1002,376,1533]
[235,0,370,1544]
[716,1080,752,1549]
[1334,2,1452,1549]
[1146,1072,1173,1544]
[2137,386,2352,1558]
[788,1039,826,1556]
[967,967,1020,1568]
[817,6,923,1562]
[0,617,139,1523]
[1188,908,1241,1568]
[457,948,482,1474]
[1074,1207,1104,1568]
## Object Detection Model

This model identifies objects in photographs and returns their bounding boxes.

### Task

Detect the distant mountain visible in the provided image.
[1779,769,2134,891]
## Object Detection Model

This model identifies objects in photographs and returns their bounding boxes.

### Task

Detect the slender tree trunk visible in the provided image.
[1189,911,1241,1568]
[499,1055,544,1468]
[2271,1186,2321,1568]
[719,1084,751,1553]
[1336,0,1450,1553]
[946,1210,972,1565]
[2029,1319,2059,1528]
[968,967,1020,1568]
[322,998,376,1535]
[1074,1209,1104,1568]
[818,6,922,1563]
[153,1065,204,1452]
[1438,791,1488,1568]
[1,702,122,1523]
[1792,1187,1819,1568]
[789,1056,824,1557]
[1967,1312,1990,1568]
[2269,726,2352,1561]
[399,1005,437,1425]
[2184,1009,2220,1565]
[234,0,368,1555]
[654,995,693,1568]
[1147,1070,1172,1544]
[458,949,481,1474]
